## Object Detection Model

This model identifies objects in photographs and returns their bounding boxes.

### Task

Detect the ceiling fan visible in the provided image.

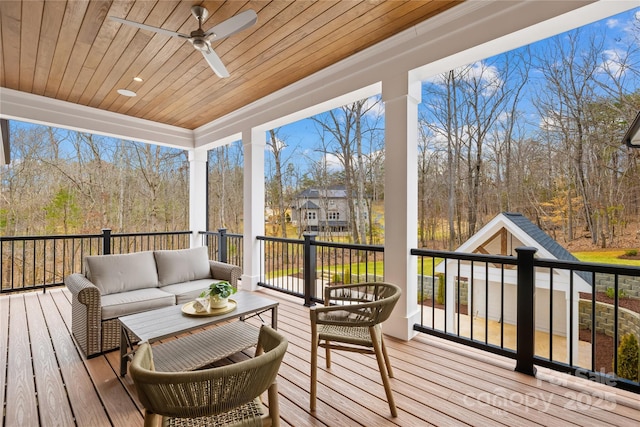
[110,6,257,78]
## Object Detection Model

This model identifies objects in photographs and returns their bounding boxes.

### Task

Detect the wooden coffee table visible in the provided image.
[119,291,278,376]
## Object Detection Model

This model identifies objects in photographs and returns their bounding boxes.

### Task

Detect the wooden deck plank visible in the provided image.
[5,295,38,426]
[272,296,500,425]
[227,351,329,427]
[404,334,640,425]
[40,290,113,427]
[2,287,640,427]
[270,296,495,427]
[252,294,463,425]
[24,292,75,426]
[262,291,640,426]
[85,355,143,427]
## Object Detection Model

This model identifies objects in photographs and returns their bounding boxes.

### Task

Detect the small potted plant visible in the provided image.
[200,281,237,309]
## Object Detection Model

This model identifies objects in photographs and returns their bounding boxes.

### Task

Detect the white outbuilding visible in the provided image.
[435,212,592,361]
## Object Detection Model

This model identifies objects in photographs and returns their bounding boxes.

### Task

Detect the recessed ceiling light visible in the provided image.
[117,89,137,97]
[133,76,143,82]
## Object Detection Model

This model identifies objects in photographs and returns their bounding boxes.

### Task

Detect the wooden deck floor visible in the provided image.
[1,287,639,427]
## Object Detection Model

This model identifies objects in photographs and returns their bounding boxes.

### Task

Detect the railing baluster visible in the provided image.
[613,273,619,376]
[549,267,554,361]
[500,264,504,349]
[591,271,596,373]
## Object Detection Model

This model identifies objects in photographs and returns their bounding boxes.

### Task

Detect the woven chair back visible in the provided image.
[130,325,287,419]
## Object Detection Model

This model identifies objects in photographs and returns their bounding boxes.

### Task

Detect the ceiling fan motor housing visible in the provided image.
[191,38,208,51]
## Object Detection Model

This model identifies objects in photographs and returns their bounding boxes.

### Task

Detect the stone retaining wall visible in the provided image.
[594,275,640,298]
[418,275,468,303]
[578,299,640,338]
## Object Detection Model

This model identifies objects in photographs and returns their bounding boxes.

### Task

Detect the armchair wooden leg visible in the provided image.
[143,411,160,427]
[310,323,318,411]
[268,382,280,427]
[325,340,331,368]
[380,333,394,378]
[370,326,398,417]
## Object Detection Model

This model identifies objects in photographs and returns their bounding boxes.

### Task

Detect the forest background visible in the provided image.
[3,8,640,254]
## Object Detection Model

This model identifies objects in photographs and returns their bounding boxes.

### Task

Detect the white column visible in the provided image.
[382,73,421,341]
[242,128,266,291]
[189,148,208,248]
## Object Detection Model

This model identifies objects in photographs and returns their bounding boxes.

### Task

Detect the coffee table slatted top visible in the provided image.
[119,291,278,343]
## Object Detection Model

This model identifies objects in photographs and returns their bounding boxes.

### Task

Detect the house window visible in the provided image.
[305,211,316,220]
[328,212,339,220]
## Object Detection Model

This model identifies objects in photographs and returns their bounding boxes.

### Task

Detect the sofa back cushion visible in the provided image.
[85,251,159,295]
[154,246,211,286]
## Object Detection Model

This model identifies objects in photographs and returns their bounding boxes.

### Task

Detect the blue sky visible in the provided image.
[270,6,640,171]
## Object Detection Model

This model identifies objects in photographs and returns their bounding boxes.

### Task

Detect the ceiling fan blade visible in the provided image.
[110,16,190,40]
[201,48,230,78]
[204,9,257,40]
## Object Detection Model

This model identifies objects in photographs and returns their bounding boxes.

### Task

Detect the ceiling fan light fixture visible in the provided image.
[133,76,143,82]
[117,89,137,97]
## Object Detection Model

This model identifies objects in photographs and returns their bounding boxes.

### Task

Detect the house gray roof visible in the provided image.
[299,200,320,209]
[298,185,348,199]
[502,212,592,286]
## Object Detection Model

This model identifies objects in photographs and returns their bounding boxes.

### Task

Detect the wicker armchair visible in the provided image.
[130,325,288,427]
[309,282,401,417]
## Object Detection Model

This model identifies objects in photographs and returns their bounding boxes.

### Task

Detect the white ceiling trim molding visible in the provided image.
[195,0,636,147]
[0,88,193,149]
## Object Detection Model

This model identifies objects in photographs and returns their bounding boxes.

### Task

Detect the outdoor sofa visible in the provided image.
[65,246,241,357]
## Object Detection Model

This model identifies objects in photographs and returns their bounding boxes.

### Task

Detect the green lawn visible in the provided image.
[572,249,640,267]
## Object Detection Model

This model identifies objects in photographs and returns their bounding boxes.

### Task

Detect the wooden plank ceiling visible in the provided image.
[0,1,461,130]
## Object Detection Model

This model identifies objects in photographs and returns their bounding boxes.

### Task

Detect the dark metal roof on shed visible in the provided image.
[502,212,592,285]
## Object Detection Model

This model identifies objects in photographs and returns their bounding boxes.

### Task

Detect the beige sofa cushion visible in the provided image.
[154,246,211,286]
[85,251,159,295]
[160,278,220,305]
[101,288,175,320]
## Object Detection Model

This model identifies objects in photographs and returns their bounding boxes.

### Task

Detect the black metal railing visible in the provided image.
[412,248,517,358]
[2,226,638,393]
[108,229,191,254]
[0,229,191,293]
[257,234,384,306]
[1,232,102,293]
[199,228,243,267]
[412,246,640,394]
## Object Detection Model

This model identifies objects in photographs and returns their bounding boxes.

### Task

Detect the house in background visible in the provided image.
[290,185,367,234]
[435,212,592,362]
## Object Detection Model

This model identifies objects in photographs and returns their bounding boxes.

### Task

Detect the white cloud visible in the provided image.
[598,48,628,78]
[265,136,287,154]
[324,152,343,171]
[362,97,384,119]
[424,61,503,96]
[606,18,620,29]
